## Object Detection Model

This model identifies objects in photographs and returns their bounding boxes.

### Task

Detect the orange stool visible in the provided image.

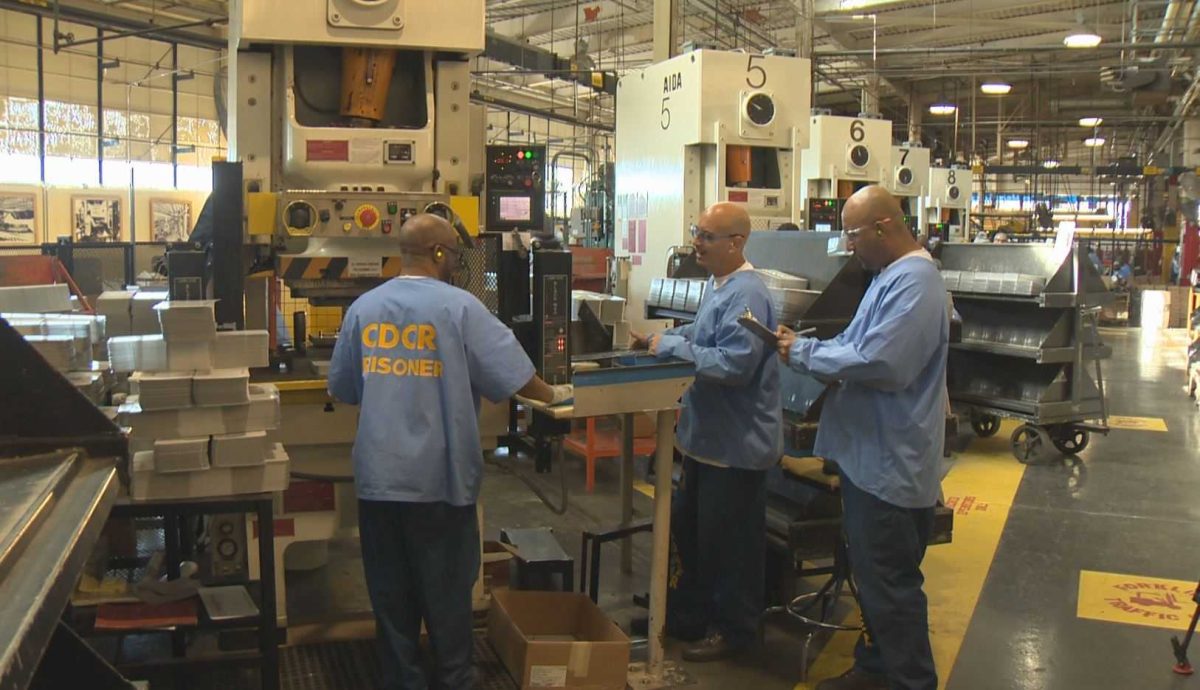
[562,416,658,492]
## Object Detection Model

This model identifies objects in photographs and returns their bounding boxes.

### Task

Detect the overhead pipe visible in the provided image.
[814,40,1200,57]
[1050,97,1129,112]
[1153,0,1189,49]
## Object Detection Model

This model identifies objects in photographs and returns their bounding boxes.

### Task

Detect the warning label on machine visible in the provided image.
[306,140,350,162]
[617,192,648,266]
[1077,570,1197,631]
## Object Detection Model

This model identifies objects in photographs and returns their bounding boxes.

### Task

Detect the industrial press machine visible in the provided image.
[799,112,892,232]
[615,48,811,329]
[926,165,973,241]
[885,143,931,236]
[224,0,488,629]
[230,0,483,306]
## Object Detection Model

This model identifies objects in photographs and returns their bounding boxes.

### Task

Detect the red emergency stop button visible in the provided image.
[354,204,381,230]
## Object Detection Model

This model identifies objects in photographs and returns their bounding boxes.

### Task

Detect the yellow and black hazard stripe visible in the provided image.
[277,256,404,280]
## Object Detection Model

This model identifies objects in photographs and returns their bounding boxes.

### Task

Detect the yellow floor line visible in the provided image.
[795,421,1027,690]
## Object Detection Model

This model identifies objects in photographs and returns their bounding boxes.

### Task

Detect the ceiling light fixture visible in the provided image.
[1044,159,1061,169]
[1063,30,1102,48]
[981,81,1012,95]
[928,102,957,115]
[1084,137,1106,147]
[1007,139,1030,150]
[1079,116,1103,127]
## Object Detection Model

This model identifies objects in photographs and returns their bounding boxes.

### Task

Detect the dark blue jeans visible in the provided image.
[839,471,937,690]
[358,499,480,690]
[667,456,767,647]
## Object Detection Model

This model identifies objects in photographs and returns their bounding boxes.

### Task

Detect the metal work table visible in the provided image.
[92,494,279,690]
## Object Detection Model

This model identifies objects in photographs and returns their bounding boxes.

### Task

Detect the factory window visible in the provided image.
[0,95,225,189]
[549,164,575,218]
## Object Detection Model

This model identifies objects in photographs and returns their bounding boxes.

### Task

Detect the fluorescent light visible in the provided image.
[1063,31,1102,48]
[1079,116,1103,127]
[1084,137,1106,147]
[928,102,957,115]
[1044,160,1061,169]
[981,81,1012,95]
[1007,139,1030,150]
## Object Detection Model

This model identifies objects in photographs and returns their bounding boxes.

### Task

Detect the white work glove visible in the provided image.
[549,384,574,405]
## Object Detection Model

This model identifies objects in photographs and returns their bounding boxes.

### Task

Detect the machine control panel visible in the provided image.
[486,144,546,231]
[384,140,415,165]
[278,191,444,238]
[531,251,572,385]
[807,198,842,232]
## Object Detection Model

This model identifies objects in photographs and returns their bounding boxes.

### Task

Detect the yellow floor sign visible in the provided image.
[795,422,1027,690]
[1077,570,1199,631]
[1107,415,1169,432]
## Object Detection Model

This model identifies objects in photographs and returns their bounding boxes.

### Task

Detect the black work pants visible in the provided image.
[839,471,938,690]
[666,456,768,647]
[358,499,480,690]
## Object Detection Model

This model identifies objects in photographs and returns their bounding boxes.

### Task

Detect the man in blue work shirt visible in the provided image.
[777,186,947,690]
[328,214,571,690]
[635,201,782,662]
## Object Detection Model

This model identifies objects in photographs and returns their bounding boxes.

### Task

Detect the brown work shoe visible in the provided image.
[814,666,889,690]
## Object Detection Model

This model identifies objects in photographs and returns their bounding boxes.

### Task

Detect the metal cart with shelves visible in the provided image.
[941,243,1112,462]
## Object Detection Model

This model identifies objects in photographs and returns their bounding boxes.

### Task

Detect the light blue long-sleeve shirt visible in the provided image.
[328,277,535,506]
[786,254,948,508]
[654,270,783,471]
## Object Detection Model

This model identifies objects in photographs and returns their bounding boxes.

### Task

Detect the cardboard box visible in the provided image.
[488,590,630,690]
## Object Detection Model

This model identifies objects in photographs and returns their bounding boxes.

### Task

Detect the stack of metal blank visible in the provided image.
[756,269,819,326]
[647,278,708,313]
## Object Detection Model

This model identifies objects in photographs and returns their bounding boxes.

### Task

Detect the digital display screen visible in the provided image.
[498,196,532,222]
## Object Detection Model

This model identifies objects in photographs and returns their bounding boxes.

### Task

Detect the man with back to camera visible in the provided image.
[632,201,782,662]
[776,186,948,690]
[328,214,572,690]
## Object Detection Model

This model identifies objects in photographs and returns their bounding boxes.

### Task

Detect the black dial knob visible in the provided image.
[286,202,315,229]
[948,186,961,200]
[849,144,870,167]
[218,539,238,558]
[897,167,913,185]
[745,93,776,126]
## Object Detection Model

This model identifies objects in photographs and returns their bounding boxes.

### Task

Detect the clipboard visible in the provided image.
[738,314,779,347]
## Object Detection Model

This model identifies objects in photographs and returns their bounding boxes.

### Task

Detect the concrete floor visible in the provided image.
[106,326,1200,689]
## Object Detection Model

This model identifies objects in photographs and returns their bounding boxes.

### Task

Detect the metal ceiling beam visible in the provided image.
[470,89,615,131]
[0,0,226,49]
[816,40,1200,56]
[483,30,618,95]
